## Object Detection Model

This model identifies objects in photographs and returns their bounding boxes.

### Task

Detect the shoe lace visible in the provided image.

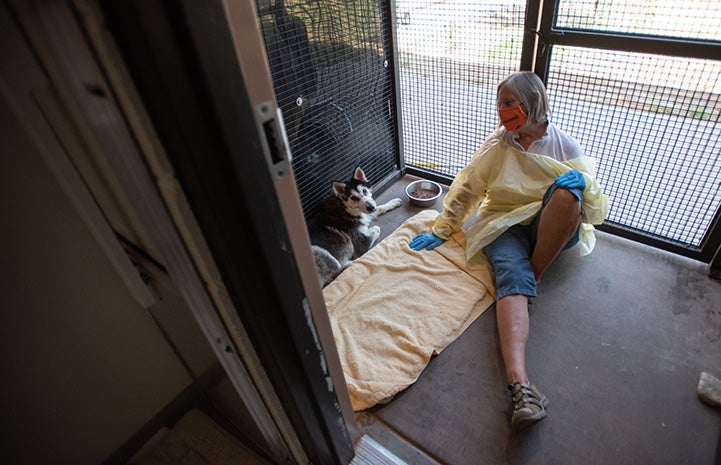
[509,383,541,411]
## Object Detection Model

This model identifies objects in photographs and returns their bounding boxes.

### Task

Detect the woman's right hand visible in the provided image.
[409,232,445,251]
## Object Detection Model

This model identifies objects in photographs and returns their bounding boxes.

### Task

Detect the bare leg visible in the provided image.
[530,188,581,281]
[496,294,530,384]
[497,188,581,385]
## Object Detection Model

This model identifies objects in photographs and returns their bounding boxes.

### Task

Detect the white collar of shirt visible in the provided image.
[503,126,549,151]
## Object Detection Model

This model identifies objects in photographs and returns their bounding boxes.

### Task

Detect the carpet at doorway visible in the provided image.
[323,209,495,411]
[133,409,270,465]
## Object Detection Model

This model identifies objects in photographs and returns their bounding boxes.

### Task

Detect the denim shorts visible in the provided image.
[484,183,582,300]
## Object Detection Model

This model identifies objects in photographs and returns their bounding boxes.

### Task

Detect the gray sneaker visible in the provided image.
[508,382,550,429]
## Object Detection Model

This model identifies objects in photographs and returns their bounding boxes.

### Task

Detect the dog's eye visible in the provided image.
[350,195,361,201]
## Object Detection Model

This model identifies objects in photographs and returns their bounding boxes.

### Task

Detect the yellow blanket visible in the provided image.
[324,210,495,411]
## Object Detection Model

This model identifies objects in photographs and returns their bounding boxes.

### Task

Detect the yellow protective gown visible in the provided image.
[432,130,609,268]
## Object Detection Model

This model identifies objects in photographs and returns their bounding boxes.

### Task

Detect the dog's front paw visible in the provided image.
[378,198,402,214]
[388,198,402,210]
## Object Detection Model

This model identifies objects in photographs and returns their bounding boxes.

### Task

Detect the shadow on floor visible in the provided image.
[356,174,721,465]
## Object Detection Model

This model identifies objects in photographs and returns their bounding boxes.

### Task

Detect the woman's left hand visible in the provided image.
[555,169,586,190]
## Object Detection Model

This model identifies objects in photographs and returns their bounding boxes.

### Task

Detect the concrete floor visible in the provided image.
[356,174,721,465]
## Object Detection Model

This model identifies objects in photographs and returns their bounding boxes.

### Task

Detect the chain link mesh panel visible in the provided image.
[395,0,526,177]
[256,0,397,216]
[550,0,721,248]
[556,0,721,41]
[547,47,721,247]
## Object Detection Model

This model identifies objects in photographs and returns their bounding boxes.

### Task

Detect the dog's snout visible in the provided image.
[365,202,376,213]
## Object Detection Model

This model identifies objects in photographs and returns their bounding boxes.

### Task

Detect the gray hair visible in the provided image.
[497,71,551,126]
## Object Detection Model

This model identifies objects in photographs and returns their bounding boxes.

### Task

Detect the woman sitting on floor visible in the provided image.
[410,71,609,429]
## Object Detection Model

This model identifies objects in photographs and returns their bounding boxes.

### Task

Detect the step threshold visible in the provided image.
[350,435,409,465]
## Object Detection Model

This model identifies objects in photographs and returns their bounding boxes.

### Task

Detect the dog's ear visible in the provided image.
[332,181,346,197]
[353,166,368,183]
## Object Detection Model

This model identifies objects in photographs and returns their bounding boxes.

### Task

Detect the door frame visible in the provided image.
[94,0,358,463]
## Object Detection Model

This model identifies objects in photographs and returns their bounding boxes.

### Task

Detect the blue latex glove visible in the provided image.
[409,232,445,251]
[555,169,586,190]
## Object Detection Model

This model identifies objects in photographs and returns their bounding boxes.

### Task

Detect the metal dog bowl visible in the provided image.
[406,179,443,207]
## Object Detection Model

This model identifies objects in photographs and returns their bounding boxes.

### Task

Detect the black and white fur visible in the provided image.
[308,167,402,287]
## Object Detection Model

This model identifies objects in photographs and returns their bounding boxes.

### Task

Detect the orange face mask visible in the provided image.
[498,105,527,131]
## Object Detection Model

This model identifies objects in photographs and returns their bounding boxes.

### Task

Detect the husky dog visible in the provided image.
[308,166,402,287]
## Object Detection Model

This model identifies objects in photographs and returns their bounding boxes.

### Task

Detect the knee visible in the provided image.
[548,188,581,215]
